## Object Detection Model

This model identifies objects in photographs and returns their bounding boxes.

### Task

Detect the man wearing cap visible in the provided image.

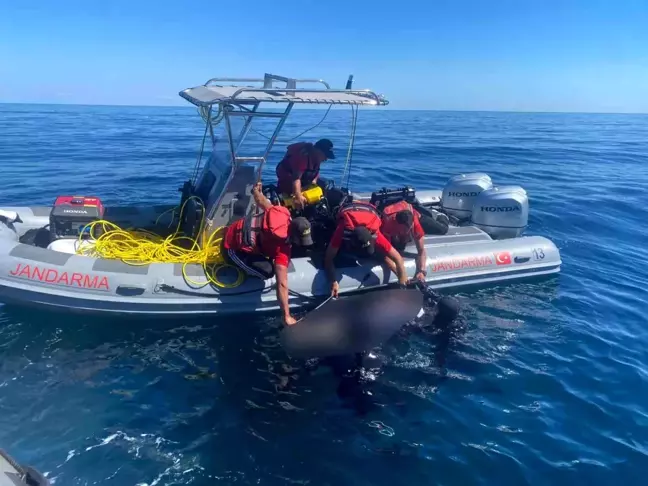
[380,201,428,283]
[224,182,313,325]
[324,200,408,298]
[275,139,335,210]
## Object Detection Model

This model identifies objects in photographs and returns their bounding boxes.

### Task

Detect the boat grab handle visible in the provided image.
[116,285,147,297]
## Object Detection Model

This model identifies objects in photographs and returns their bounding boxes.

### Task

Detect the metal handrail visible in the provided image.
[205,77,265,85]
[189,74,385,106]
[204,75,331,90]
[295,78,332,89]
[227,87,384,104]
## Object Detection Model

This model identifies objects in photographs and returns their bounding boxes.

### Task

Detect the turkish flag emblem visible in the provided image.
[494,251,512,265]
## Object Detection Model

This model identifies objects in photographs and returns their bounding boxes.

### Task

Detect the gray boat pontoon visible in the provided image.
[0,74,561,317]
[0,448,48,486]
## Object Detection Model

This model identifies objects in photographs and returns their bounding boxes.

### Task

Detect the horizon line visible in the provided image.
[0,101,647,116]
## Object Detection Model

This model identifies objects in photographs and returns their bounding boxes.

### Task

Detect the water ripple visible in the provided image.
[1,106,648,485]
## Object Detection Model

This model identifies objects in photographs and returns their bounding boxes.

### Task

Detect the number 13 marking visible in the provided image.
[533,248,545,260]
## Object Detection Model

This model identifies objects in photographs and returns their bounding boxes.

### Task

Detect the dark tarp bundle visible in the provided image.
[281,287,424,358]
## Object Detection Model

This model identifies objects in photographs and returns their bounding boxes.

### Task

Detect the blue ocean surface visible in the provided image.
[1,104,648,486]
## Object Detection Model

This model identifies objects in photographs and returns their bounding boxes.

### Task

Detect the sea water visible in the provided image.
[1,104,648,486]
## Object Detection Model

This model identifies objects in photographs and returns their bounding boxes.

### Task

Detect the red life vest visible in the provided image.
[338,201,382,240]
[381,200,419,242]
[230,205,291,253]
[275,142,320,192]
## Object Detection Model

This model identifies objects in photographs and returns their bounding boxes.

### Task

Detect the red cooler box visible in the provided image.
[49,196,105,241]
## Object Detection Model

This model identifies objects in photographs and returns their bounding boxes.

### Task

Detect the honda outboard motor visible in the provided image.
[441,173,493,220]
[470,185,529,239]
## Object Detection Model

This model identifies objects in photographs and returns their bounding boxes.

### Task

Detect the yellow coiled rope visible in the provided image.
[75,196,245,289]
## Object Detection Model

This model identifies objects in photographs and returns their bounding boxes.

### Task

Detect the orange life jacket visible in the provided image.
[338,201,382,240]
[382,201,416,234]
[381,200,418,242]
[231,205,291,252]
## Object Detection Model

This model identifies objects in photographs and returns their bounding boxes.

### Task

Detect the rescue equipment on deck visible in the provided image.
[49,196,105,241]
[281,184,324,209]
[75,196,244,288]
[370,186,416,211]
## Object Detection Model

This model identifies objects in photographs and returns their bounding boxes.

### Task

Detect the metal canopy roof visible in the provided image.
[179,74,388,107]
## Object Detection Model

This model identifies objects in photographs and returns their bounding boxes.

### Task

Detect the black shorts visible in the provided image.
[224,249,275,280]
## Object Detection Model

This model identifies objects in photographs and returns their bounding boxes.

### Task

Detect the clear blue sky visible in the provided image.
[1,0,647,112]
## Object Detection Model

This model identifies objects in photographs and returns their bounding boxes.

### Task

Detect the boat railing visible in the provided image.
[180,73,387,107]
[205,74,332,90]
[196,73,384,105]
[225,87,384,105]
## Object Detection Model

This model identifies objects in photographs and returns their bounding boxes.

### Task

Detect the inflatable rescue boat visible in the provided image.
[0,74,561,317]
[0,449,48,486]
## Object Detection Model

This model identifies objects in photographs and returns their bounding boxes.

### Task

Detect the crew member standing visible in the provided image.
[380,200,427,283]
[324,200,408,298]
[275,139,335,210]
[224,182,313,326]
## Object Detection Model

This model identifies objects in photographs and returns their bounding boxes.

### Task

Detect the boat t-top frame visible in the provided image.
[178,73,389,230]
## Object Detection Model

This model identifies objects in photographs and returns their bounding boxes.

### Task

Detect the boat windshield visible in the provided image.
[194,134,231,204]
